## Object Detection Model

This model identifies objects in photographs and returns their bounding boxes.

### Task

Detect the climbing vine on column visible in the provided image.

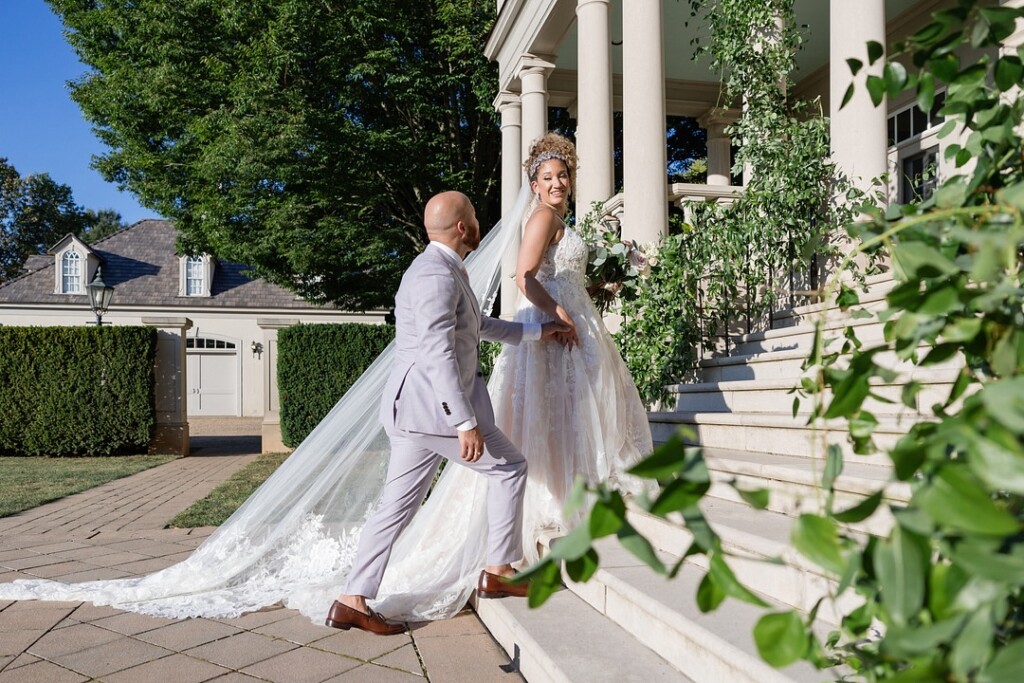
[617,0,849,405]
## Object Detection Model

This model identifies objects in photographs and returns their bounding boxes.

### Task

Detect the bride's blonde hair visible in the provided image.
[523,132,577,197]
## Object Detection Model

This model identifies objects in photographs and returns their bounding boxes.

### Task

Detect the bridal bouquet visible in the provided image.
[578,205,654,314]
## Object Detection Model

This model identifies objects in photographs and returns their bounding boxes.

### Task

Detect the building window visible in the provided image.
[900,147,940,203]
[888,91,946,147]
[185,256,205,296]
[186,338,236,350]
[62,251,82,293]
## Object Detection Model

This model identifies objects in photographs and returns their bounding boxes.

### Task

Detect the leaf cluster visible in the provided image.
[576,202,652,316]
[785,3,1024,680]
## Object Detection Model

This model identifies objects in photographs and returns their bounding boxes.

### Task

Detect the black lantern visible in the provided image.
[87,266,115,325]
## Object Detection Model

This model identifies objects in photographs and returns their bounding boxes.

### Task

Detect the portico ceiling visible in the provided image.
[545,0,927,86]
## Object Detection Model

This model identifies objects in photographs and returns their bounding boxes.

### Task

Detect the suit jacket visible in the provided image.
[380,243,525,436]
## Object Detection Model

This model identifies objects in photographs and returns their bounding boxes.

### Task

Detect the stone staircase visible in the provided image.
[474,274,948,682]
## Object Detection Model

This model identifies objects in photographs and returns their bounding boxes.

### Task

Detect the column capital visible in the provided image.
[493,90,522,112]
[515,54,556,82]
[698,108,740,137]
[142,316,193,330]
[577,0,611,9]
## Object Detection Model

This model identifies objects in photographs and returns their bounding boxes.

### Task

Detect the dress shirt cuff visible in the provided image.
[456,417,478,431]
[522,322,542,342]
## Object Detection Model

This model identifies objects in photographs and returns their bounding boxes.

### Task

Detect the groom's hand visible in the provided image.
[459,426,486,462]
[540,320,570,342]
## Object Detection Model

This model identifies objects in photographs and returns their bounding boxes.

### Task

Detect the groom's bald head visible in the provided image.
[424,191,480,255]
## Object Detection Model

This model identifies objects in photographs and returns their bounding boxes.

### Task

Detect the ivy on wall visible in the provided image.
[617,0,849,405]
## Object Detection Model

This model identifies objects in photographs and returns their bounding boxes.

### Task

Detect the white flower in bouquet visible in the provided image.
[628,245,651,277]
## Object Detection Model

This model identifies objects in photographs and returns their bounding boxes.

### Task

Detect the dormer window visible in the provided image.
[49,234,99,295]
[62,251,83,294]
[179,254,215,297]
[186,256,205,295]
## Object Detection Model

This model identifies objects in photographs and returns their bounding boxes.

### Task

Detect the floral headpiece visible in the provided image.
[528,152,568,180]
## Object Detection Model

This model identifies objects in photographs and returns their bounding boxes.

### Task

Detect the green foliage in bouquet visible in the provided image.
[576,202,652,315]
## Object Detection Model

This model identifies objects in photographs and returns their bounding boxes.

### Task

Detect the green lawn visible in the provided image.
[168,452,290,528]
[0,455,178,518]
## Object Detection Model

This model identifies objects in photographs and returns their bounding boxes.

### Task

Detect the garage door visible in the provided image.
[186,337,240,416]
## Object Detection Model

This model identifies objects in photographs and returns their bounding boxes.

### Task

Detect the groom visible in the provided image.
[326,191,567,635]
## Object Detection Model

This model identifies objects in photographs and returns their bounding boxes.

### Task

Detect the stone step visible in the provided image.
[769,273,896,331]
[703,448,907,537]
[730,314,886,357]
[697,347,810,383]
[472,581,694,683]
[627,501,863,625]
[622,491,888,626]
[562,538,832,683]
[698,337,962,384]
[649,410,921,463]
[666,365,957,416]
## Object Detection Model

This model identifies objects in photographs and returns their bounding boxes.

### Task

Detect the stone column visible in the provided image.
[258,318,299,453]
[830,0,887,193]
[496,92,524,214]
[495,91,523,319]
[698,109,739,186]
[622,0,668,245]
[518,55,556,161]
[575,0,615,219]
[142,316,192,456]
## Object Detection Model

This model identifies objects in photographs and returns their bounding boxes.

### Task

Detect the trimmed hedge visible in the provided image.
[278,323,395,447]
[0,326,157,456]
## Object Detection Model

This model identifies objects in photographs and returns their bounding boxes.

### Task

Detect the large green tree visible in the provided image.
[0,158,86,283]
[80,208,127,243]
[48,0,501,310]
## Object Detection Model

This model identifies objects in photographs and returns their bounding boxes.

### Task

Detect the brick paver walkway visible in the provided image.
[0,423,520,682]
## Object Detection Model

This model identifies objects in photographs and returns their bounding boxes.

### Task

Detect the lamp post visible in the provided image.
[87,267,115,326]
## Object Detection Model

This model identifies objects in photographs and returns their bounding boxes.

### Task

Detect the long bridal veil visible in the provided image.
[0,185,535,623]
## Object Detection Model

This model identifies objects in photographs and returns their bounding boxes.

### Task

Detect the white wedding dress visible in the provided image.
[0,191,652,623]
[490,215,652,563]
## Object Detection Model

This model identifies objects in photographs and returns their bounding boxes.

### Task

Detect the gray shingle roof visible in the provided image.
[0,220,336,310]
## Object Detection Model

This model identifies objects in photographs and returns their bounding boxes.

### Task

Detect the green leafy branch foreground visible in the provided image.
[520,2,1024,681]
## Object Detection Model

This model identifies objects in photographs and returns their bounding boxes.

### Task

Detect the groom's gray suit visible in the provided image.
[344,242,531,599]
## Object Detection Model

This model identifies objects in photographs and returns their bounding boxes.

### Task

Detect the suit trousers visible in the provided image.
[344,424,528,599]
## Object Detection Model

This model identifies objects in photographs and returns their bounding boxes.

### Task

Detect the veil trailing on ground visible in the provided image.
[0,185,536,623]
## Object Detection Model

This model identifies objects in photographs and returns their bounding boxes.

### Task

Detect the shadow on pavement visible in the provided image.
[188,434,262,456]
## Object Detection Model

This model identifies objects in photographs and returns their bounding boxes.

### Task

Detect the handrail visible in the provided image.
[600,183,747,223]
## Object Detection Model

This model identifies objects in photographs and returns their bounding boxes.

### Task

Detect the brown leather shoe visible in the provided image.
[477,569,530,599]
[324,600,407,635]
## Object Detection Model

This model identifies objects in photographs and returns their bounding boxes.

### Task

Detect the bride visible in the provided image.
[491,132,652,563]
[0,132,652,625]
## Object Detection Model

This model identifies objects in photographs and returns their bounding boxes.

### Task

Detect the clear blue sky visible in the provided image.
[0,1,156,224]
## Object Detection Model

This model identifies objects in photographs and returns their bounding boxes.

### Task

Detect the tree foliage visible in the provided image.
[47,0,501,311]
[81,208,127,243]
[0,158,128,282]
[0,158,85,282]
